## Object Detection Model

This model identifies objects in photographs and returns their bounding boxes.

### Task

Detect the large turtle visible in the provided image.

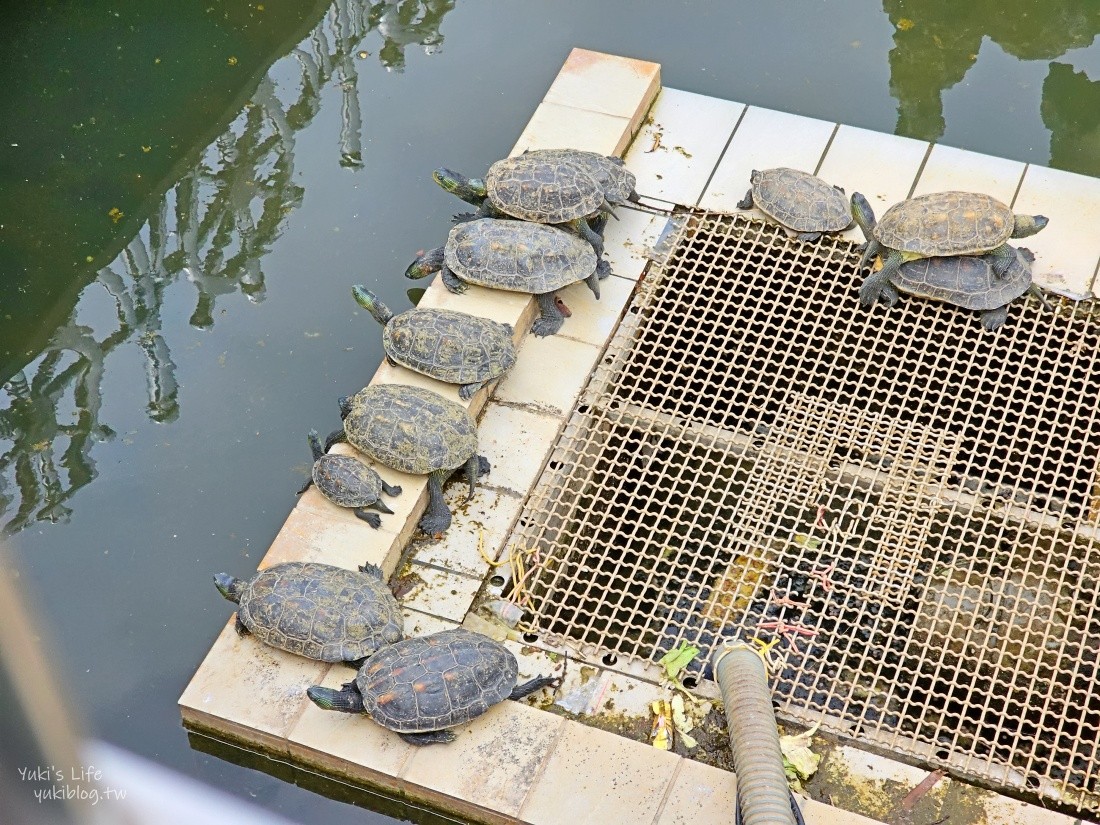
[213,561,403,664]
[432,152,614,263]
[298,430,401,527]
[326,384,487,536]
[854,190,1048,304]
[737,167,852,241]
[523,148,639,208]
[306,628,559,745]
[852,193,1046,330]
[354,286,516,399]
[406,218,603,337]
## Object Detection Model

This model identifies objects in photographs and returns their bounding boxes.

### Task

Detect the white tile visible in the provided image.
[699,106,837,212]
[495,334,601,416]
[475,404,563,495]
[398,562,483,623]
[557,273,636,347]
[603,208,662,281]
[401,606,458,637]
[416,276,534,334]
[410,487,525,577]
[625,87,745,206]
[513,102,635,158]
[541,48,661,123]
[816,125,930,242]
[1012,164,1100,299]
[912,143,1025,203]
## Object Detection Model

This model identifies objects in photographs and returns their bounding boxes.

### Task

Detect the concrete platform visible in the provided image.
[180,49,1098,825]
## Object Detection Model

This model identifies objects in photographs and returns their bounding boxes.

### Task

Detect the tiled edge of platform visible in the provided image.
[180,48,1098,825]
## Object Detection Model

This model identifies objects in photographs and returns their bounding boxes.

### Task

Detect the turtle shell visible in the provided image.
[749,168,851,233]
[357,628,518,733]
[342,384,477,475]
[238,561,403,662]
[891,247,1033,311]
[485,154,605,223]
[383,308,516,386]
[312,453,383,508]
[525,148,636,205]
[874,191,1014,257]
[445,218,596,293]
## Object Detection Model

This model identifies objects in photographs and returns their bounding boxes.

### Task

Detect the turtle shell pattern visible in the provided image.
[526,148,636,205]
[750,168,851,233]
[384,308,516,386]
[891,248,1032,311]
[357,628,518,733]
[312,454,383,508]
[486,154,605,223]
[874,191,1014,257]
[342,384,477,475]
[445,218,596,293]
[238,562,403,662]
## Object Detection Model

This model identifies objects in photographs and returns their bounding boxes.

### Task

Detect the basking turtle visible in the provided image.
[853,190,1048,303]
[213,561,403,663]
[433,153,613,263]
[353,286,516,399]
[523,148,639,207]
[326,384,487,536]
[298,430,400,527]
[737,167,852,241]
[306,628,559,745]
[852,193,1046,330]
[406,218,603,337]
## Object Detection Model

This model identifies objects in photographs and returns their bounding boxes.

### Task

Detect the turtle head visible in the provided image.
[404,247,445,280]
[213,573,243,604]
[850,192,877,240]
[749,169,762,184]
[432,167,487,206]
[1012,214,1048,239]
[307,682,366,714]
[352,286,394,325]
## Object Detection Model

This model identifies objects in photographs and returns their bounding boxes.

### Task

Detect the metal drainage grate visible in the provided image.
[505,211,1100,814]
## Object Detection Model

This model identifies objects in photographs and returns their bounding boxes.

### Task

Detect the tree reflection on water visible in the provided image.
[0,0,454,533]
[885,0,1100,169]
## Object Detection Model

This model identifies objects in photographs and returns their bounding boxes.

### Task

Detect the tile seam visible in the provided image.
[512,713,571,823]
[811,121,843,178]
[648,755,689,824]
[1009,162,1029,208]
[905,140,937,199]
[696,103,749,206]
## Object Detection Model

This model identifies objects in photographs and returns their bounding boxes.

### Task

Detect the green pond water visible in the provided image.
[1,1,1097,822]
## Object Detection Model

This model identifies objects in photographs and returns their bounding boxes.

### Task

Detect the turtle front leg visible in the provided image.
[987,244,1016,279]
[296,477,314,495]
[234,614,251,637]
[879,282,900,307]
[858,239,881,269]
[737,189,754,210]
[563,217,605,259]
[859,252,902,306]
[460,453,490,500]
[980,306,1009,330]
[418,470,452,536]
[324,428,348,452]
[532,292,567,337]
[353,509,382,529]
[399,730,457,746]
[380,478,402,498]
[795,231,822,242]
[440,265,468,294]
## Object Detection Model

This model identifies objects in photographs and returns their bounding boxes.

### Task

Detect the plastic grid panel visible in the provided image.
[505,211,1100,814]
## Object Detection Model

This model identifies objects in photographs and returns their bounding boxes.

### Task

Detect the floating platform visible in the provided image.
[180,49,1100,825]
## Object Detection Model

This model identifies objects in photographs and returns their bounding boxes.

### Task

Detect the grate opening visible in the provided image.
[505,211,1100,813]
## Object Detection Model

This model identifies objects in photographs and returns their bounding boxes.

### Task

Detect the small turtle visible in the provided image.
[854,190,1048,303]
[406,218,603,337]
[306,627,559,745]
[736,167,852,241]
[298,430,401,527]
[433,153,613,264]
[852,193,1046,330]
[213,561,403,664]
[353,286,516,400]
[326,384,487,536]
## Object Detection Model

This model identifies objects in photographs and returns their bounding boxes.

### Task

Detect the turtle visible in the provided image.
[852,192,1047,330]
[306,627,559,745]
[405,217,603,337]
[853,190,1048,304]
[522,148,639,208]
[353,286,516,399]
[326,384,488,536]
[213,561,403,664]
[298,429,401,527]
[736,167,852,241]
[432,152,614,264]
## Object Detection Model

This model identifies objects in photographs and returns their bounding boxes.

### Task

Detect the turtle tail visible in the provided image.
[307,684,365,714]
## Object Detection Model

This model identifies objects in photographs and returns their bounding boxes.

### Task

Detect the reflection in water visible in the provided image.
[885,0,1100,158]
[0,0,454,533]
[1043,62,1100,178]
